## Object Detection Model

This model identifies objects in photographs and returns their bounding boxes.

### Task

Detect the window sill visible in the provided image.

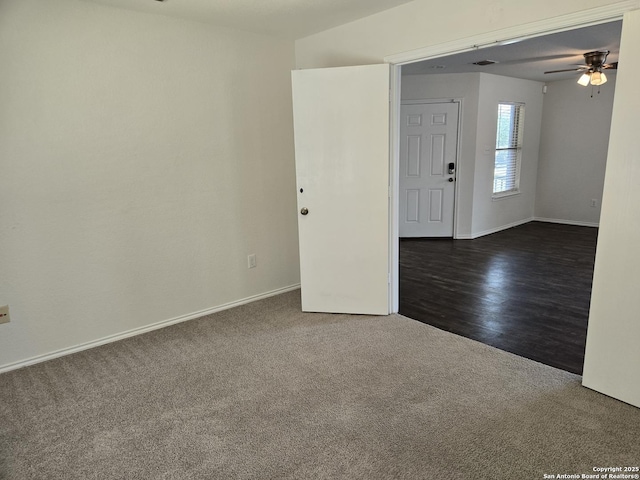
[492,190,521,200]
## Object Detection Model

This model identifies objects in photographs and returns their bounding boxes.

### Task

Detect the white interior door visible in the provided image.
[582,9,640,408]
[399,102,459,237]
[291,64,390,315]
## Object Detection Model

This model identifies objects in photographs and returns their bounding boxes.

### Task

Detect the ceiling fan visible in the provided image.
[544,50,618,86]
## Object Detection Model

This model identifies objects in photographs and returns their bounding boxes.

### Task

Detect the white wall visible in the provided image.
[295,0,640,407]
[535,76,616,225]
[401,73,543,238]
[472,74,543,237]
[582,8,640,408]
[0,0,300,369]
[401,73,480,237]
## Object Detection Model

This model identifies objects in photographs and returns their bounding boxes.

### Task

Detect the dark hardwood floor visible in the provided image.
[399,221,598,375]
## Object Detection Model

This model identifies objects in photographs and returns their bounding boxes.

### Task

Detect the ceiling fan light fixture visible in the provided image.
[577,73,591,86]
[590,71,607,85]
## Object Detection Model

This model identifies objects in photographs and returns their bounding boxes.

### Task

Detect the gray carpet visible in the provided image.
[1,290,638,479]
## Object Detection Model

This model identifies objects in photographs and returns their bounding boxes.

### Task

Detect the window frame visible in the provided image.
[492,102,525,199]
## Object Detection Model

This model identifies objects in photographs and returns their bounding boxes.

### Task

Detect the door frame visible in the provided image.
[399,98,463,239]
[386,0,638,313]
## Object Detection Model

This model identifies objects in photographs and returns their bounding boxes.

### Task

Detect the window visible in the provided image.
[493,102,524,197]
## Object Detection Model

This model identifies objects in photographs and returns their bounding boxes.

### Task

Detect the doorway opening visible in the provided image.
[394,20,622,374]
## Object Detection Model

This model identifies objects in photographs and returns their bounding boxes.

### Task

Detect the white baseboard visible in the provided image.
[456,217,534,240]
[533,217,599,228]
[0,284,301,375]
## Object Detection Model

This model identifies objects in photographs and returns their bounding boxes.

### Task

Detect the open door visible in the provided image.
[582,9,640,408]
[291,64,391,315]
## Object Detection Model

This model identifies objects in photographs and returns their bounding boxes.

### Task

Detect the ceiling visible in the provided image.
[82,0,414,39]
[402,21,623,83]
[79,2,621,80]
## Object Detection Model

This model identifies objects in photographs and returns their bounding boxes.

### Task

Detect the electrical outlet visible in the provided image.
[591,199,598,207]
[0,305,9,325]
[248,254,257,269]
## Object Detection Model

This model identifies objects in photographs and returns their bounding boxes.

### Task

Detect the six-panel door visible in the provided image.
[399,102,459,237]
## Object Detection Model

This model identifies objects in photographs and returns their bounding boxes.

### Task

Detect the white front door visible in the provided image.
[399,102,459,237]
[291,64,390,315]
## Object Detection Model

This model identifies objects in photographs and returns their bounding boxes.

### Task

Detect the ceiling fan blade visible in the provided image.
[603,62,618,70]
[544,67,588,74]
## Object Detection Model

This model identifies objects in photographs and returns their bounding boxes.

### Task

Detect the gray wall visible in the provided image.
[402,70,616,233]
[401,72,544,238]
[535,75,616,225]
[472,74,543,236]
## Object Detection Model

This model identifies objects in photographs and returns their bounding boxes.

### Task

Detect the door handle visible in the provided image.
[300,207,309,215]
[448,178,454,182]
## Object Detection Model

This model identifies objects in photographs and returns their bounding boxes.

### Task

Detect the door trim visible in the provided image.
[386,0,640,314]
[389,67,402,313]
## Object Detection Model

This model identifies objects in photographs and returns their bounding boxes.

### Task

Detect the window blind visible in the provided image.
[493,103,524,195]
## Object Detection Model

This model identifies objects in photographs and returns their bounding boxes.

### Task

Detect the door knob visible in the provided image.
[448,178,454,182]
[300,207,309,215]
